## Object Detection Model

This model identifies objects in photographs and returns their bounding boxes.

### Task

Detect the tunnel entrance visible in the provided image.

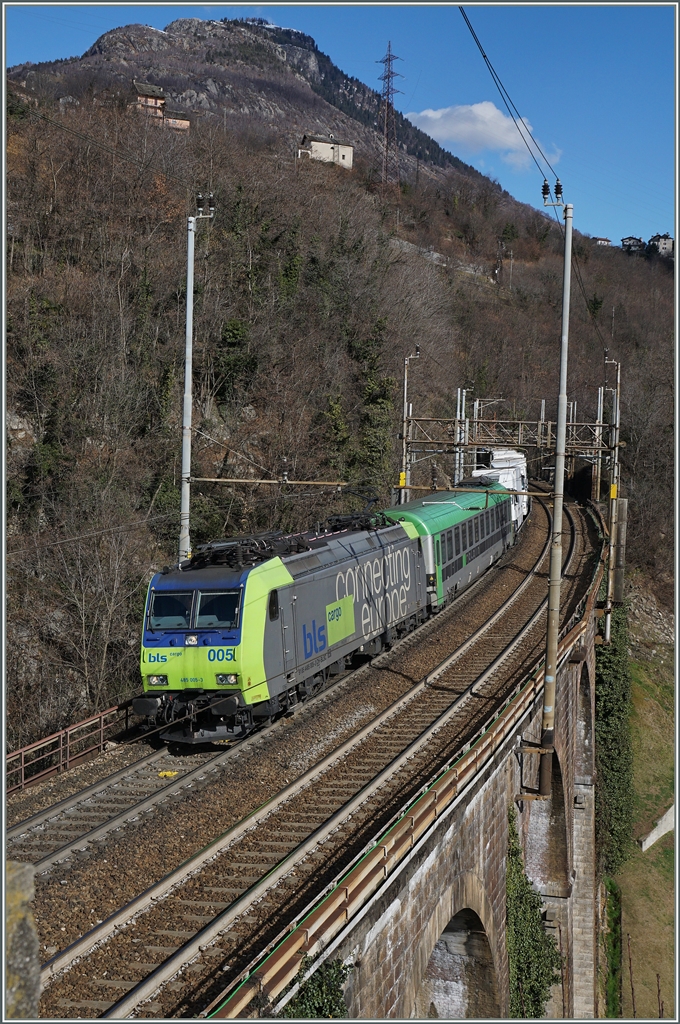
[412,908,500,1018]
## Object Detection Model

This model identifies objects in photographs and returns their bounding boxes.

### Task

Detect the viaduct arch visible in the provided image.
[334,608,598,1018]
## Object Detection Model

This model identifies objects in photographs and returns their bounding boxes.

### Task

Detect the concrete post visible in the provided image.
[540,202,573,794]
[612,498,628,603]
[5,861,40,1019]
[179,215,196,562]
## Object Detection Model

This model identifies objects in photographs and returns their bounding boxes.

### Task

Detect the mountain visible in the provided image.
[6,16,673,750]
[7,16,487,186]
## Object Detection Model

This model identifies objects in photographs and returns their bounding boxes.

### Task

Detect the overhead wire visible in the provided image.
[545,203,611,352]
[6,513,179,558]
[459,5,612,354]
[458,6,553,179]
[23,107,193,189]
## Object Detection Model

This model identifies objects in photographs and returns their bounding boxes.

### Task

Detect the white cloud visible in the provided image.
[406,100,560,170]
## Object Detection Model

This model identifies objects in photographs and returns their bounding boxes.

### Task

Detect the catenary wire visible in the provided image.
[458,9,613,353]
[5,513,179,558]
[458,7,555,180]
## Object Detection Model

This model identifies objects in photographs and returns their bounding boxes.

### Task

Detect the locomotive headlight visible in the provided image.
[426,573,436,588]
[185,634,198,646]
[216,673,238,686]
[148,675,168,686]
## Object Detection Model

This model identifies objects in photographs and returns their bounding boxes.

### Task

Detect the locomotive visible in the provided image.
[133,452,529,744]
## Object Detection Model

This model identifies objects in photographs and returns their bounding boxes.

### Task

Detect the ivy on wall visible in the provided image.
[506,806,562,1018]
[603,877,623,1017]
[278,958,352,1018]
[595,605,634,875]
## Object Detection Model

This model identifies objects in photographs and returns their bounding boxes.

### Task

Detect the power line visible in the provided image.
[23,107,192,189]
[544,204,610,352]
[377,41,403,193]
[459,6,556,180]
[6,513,178,558]
[457,9,615,352]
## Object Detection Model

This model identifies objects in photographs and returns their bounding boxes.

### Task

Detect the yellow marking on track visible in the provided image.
[158,771,179,778]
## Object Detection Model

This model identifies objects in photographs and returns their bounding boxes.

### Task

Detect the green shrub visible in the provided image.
[278,957,351,1018]
[506,807,562,1017]
[595,606,634,874]
[603,877,622,1017]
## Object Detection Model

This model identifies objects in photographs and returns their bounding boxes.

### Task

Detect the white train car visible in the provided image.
[472,449,530,531]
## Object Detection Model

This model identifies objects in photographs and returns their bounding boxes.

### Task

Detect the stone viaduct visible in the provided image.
[323,563,602,1019]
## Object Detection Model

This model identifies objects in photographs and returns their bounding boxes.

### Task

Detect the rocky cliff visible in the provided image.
[8,16,483,183]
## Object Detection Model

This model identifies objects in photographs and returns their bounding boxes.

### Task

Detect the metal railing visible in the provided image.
[204,537,607,1019]
[6,701,137,794]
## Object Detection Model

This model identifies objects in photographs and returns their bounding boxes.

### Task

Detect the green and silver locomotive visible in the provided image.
[134,456,528,744]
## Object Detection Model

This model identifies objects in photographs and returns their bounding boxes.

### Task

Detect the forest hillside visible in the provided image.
[6,18,674,749]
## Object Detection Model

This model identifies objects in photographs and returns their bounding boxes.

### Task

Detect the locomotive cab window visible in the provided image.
[196,591,240,629]
[268,589,279,621]
[149,591,193,630]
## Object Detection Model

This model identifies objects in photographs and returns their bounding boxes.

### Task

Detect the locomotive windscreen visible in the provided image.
[149,592,193,629]
[195,591,240,628]
[148,590,241,629]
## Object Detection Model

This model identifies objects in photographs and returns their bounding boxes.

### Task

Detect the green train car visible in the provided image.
[133,459,529,744]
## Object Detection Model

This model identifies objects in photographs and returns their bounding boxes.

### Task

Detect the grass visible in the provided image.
[604,878,622,1017]
[616,642,674,1019]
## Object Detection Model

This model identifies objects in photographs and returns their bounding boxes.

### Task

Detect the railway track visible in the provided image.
[7,510,533,877]
[6,748,244,873]
[8,490,547,876]
[35,497,598,1018]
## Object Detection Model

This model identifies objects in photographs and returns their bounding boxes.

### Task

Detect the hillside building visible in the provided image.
[621,236,645,252]
[164,109,191,131]
[134,81,165,118]
[592,237,611,246]
[648,232,674,256]
[133,81,190,131]
[298,134,354,169]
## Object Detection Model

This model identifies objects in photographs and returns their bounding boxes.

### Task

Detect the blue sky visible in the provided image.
[4,4,677,244]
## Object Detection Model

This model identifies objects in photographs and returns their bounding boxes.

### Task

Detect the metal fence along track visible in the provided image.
[6,702,137,793]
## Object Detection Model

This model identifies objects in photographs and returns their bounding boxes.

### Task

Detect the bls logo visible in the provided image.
[148,653,168,663]
[302,619,327,659]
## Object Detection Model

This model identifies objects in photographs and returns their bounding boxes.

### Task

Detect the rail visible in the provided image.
[558,502,607,642]
[204,534,606,1018]
[6,701,136,794]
